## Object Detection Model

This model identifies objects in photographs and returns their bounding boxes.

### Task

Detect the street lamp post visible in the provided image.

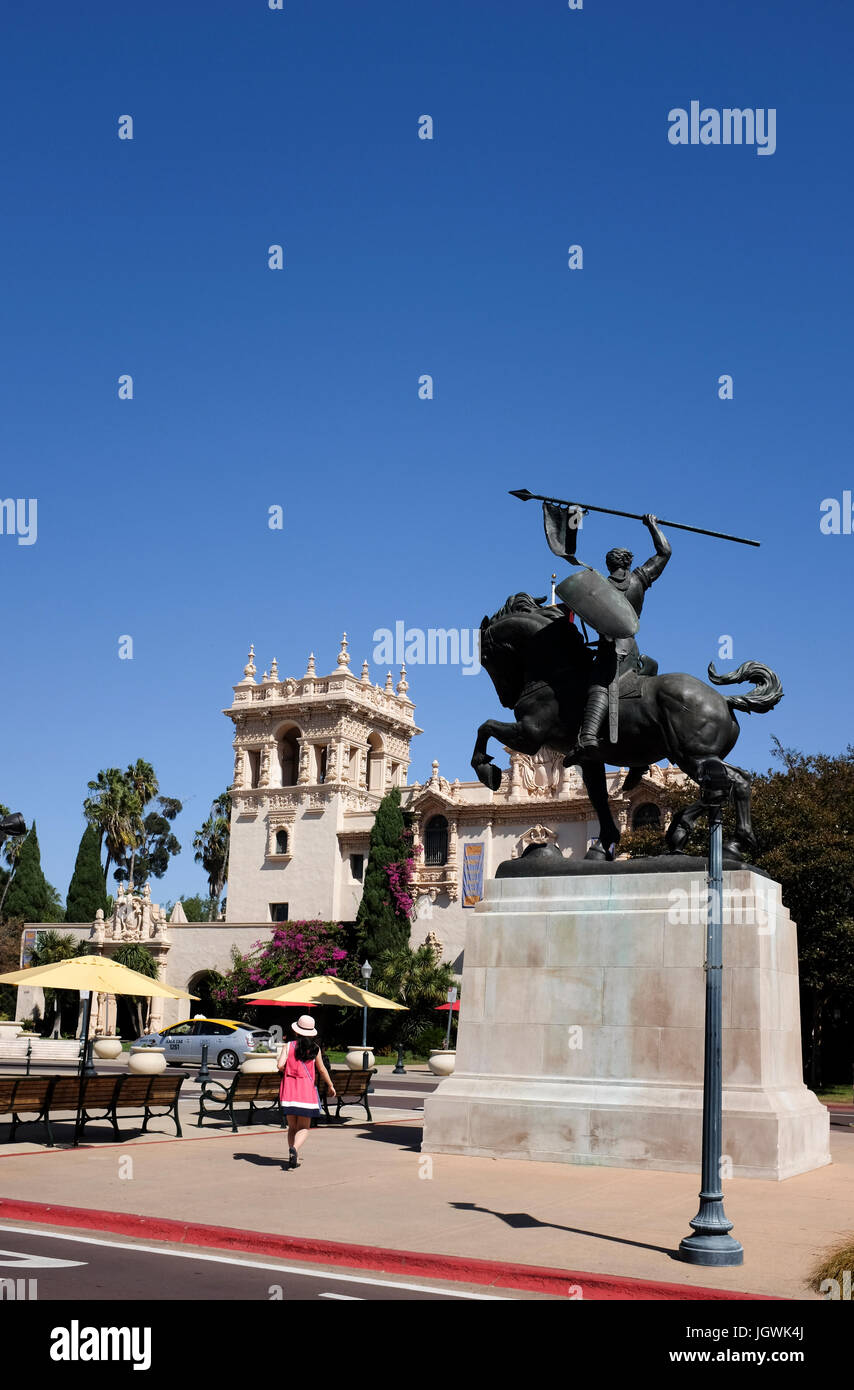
[678,757,743,1267]
[360,960,372,1069]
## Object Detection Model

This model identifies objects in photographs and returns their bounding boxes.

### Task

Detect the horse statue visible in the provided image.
[471,593,783,862]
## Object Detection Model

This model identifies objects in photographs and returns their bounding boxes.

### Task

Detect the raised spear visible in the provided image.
[509,489,760,547]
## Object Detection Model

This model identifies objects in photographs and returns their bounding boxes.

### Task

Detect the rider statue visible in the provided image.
[542,503,672,758]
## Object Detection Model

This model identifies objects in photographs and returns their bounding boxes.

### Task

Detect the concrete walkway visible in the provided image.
[0,1096,850,1299]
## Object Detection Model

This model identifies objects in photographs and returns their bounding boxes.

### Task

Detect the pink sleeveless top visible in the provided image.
[278,1041,321,1111]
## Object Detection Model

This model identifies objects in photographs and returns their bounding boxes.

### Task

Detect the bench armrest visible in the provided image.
[199,1079,230,1104]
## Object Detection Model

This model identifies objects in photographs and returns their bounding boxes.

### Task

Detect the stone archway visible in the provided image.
[187,970,224,1019]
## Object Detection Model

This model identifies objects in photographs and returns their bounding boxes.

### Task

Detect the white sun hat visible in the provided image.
[291,1014,318,1037]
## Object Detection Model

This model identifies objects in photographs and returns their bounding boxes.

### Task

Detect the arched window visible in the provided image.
[277,727,300,787]
[366,733,384,791]
[632,802,661,831]
[424,815,449,866]
[275,829,289,855]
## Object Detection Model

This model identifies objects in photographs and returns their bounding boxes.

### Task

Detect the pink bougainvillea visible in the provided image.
[212,919,353,1008]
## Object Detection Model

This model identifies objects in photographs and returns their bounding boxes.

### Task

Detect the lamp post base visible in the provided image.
[678,1232,744,1267]
[679,1194,743,1265]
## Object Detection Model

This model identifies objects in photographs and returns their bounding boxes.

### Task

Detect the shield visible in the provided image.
[555,569,639,639]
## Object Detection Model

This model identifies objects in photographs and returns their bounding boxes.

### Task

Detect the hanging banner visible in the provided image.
[462,843,485,907]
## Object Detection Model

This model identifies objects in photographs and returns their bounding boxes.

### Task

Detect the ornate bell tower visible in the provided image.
[223,636,422,923]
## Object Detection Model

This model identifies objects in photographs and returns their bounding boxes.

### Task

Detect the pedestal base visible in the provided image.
[421,870,830,1181]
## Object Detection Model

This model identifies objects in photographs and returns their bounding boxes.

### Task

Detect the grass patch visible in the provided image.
[809,1238,854,1297]
[325,1050,428,1066]
[814,1084,852,1105]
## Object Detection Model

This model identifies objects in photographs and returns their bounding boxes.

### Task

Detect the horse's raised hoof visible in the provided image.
[584,841,608,862]
[475,763,502,792]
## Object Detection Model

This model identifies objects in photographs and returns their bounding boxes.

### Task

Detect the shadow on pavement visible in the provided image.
[354,1124,421,1152]
[232,1151,288,1169]
[449,1201,677,1259]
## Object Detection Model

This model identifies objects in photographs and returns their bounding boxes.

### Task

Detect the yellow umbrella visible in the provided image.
[0,953,196,1000]
[239,975,407,1010]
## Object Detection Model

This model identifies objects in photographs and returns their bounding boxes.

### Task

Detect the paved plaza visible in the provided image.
[0,1069,850,1300]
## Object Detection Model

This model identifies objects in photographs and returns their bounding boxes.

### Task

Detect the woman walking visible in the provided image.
[276,1015,335,1169]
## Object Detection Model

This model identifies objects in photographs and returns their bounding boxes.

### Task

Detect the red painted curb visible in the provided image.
[0,1197,779,1300]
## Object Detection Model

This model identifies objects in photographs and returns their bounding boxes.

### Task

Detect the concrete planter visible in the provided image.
[0,1023,23,1042]
[239,1054,278,1074]
[428,1049,456,1076]
[128,1047,167,1075]
[345,1047,375,1070]
[92,1037,123,1060]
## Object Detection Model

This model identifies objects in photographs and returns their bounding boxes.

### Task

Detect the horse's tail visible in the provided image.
[707,660,784,714]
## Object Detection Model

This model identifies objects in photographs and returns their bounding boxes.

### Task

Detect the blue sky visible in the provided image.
[1,1,851,905]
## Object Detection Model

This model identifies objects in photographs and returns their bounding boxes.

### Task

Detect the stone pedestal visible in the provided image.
[421,869,830,1180]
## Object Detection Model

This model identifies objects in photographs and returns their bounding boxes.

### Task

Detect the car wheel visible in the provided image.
[218,1050,240,1070]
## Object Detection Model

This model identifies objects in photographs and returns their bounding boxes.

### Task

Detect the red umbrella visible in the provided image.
[435,1001,460,1012]
[250,999,315,1009]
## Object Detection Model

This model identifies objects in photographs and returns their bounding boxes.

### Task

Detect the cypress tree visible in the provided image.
[65,824,108,923]
[4,823,63,923]
[355,788,414,960]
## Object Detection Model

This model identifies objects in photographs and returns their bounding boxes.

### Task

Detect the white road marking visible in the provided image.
[319,1292,363,1300]
[0,1247,86,1269]
[0,1225,506,1299]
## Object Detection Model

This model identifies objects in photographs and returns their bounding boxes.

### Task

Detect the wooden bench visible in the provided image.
[318,1067,377,1122]
[0,1077,51,1144]
[197,1071,285,1132]
[0,1073,185,1145]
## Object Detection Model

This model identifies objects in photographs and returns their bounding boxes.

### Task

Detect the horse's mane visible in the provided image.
[486,593,548,624]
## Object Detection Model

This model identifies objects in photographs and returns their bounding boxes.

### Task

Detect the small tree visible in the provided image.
[27,929,87,1033]
[356,789,416,959]
[169,894,217,923]
[112,942,160,1037]
[3,824,63,924]
[193,792,231,919]
[65,824,109,923]
[372,943,458,1052]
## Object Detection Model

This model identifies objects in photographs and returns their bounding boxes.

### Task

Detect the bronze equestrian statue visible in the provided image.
[471,497,782,863]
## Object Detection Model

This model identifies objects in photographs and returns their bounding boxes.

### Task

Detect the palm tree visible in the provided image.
[27,929,88,1034]
[193,792,231,920]
[372,943,458,1049]
[84,769,139,884]
[112,942,160,1036]
[0,802,22,918]
[122,760,159,885]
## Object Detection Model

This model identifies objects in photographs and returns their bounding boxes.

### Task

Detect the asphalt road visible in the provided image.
[0,1225,512,1301]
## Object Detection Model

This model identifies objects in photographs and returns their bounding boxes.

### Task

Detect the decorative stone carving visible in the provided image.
[511,824,560,859]
[423,930,444,961]
[411,865,459,902]
[513,747,565,797]
[99,882,171,944]
[237,644,257,685]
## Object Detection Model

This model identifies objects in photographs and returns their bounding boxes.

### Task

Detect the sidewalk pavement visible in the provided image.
[0,1096,849,1300]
